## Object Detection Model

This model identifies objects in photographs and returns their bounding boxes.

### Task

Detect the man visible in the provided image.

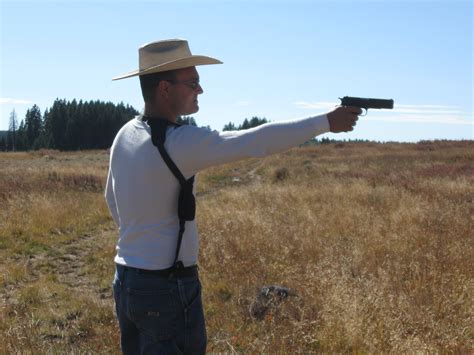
[106,38,360,354]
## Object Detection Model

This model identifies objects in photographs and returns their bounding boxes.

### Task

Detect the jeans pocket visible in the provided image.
[183,280,202,310]
[126,287,177,341]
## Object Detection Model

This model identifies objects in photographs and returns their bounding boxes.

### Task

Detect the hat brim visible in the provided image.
[112,55,222,81]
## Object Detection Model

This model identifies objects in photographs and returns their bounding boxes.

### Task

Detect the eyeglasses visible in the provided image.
[167,79,201,90]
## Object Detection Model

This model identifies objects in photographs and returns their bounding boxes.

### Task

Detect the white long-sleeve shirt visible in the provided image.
[105,114,330,270]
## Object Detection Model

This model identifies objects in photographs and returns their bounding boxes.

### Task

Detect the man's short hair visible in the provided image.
[139,70,177,103]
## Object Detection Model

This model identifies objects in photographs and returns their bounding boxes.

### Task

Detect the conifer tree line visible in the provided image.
[223,116,268,131]
[1,99,139,151]
[1,98,270,151]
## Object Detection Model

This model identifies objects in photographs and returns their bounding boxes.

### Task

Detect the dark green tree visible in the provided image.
[222,116,268,131]
[249,116,268,128]
[0,136,6,151]
[24,104,42,150]
[240,118,250,130]
[223,122,237,131]
[35,108,52,149]
[15,120,28,150]
[48,99,69,149]
[177,116,197,126]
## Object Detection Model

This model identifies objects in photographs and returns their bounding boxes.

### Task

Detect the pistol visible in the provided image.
[339,96,394,115]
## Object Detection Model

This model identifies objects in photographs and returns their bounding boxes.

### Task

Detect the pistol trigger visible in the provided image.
[362,108,368,116]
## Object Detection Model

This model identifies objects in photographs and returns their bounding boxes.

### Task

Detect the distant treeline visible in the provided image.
[223,117,269,131]
[2,99,139,151]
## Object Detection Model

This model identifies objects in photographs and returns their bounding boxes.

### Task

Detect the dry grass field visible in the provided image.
[0,141,473,353]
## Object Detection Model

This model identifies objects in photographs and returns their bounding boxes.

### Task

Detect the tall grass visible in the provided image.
[0,150,117,353]
[1,141,473,353]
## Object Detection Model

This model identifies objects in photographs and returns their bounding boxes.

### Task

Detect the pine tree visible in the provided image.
[223,122,237,131]
[16,120,28,150]
[35,108,52,149]
[177,116,197,126]
[249,116,268,128]
[240,118,250,130]
[24,105,42,150]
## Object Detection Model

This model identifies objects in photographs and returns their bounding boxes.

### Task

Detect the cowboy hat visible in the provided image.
[112,39,222,81]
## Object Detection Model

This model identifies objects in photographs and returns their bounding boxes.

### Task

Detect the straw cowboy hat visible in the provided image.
[112,39,222,80]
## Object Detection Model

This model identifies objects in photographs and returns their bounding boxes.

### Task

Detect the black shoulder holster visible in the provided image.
[144,116,195,270]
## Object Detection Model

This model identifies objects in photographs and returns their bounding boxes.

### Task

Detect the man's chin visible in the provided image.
[180,103,199,116]
[187,106,199,115]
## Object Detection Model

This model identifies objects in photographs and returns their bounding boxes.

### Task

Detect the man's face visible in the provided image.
[168,67,203,117]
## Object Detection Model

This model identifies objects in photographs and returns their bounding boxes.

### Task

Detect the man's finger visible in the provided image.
[346,106,363,115]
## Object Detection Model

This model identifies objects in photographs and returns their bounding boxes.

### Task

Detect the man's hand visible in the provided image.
[327,106,362,133]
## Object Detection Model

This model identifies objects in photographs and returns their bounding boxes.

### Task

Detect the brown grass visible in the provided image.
[0,141,473,353]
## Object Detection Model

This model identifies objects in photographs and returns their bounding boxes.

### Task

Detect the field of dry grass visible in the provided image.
[0,141,473,353]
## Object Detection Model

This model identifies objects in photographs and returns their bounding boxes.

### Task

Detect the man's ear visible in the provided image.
[157,80,171,100]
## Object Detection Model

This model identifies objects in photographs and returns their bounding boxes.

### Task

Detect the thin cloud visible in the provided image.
[365,114,473,125]
[236,101,251,106]
[396,104,459,109]
[375,104,472,125]
[294,101,337,109]
[392,108,464,115]
[392,104,464,115]
[0,98,34,105]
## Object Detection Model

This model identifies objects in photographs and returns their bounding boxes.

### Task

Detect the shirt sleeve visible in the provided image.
[165,114,330,178]
[105,168,120,227]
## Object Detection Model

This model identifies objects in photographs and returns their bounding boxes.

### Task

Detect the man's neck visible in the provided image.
[144,104,177,123]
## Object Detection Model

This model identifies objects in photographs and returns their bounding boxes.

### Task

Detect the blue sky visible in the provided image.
[1,0,472,142]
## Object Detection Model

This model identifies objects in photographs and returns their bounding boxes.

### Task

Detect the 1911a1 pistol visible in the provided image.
[339,96,394,115]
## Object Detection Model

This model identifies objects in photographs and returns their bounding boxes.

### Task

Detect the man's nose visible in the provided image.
[196,83,203,94]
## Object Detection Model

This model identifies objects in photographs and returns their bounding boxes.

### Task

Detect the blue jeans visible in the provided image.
[112,264,207,354]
